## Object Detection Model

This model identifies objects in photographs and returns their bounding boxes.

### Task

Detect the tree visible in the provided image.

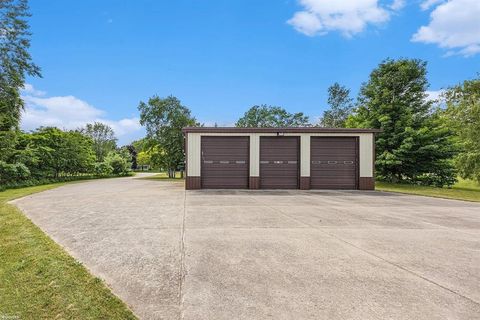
[104,149,131,175]
[347,58,457,186]
[236,105,310,127]
[132,137,157,170]
[320,83,354,128]
[80,122,117,162]
[62,130,96,175]
[123,145,137,170]
[137,151,151,168]
[444,77,480,183]
[0,0,41,131]
[132,137,150,153]
[28,127,95,178]
[138,95,198,177]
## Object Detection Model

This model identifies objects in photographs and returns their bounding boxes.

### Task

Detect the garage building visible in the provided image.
[182,127,380,190]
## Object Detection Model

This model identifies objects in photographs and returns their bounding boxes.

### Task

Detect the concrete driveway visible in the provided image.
[12,174,480,319]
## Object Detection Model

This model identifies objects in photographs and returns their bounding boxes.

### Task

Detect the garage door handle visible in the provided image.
[344,161,354,164]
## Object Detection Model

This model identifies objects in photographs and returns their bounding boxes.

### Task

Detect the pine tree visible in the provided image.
[347,58,457,186]
[0,0,41,131]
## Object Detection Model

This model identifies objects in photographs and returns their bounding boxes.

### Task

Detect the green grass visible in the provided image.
[376,178,480,202]
[0,183,137,319]
[140,172,184,180]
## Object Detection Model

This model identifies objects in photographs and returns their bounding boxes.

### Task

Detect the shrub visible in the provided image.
[94,162,113,176]
[105,152,131,175]
[0,161,31,184]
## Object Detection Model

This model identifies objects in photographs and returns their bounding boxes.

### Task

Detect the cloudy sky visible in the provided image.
[24,0,479,144]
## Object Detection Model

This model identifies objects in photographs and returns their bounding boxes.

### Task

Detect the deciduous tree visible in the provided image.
[80,122,117,162]
[320,83,354,128]
[138,95,198,177]
[28,127,96,178]
[444,77,480,183]
[236,105,310,127]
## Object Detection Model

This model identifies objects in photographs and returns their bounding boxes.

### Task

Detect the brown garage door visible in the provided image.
[260,137,299,189]
[201,136,249,189]
[310,137,358,189]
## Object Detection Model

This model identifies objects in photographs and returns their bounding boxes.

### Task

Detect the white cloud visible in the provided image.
[22,83,46,97]
[287,0,401,37]
[21,84,142,144]
[390,0,405,11]
[412,0,480,57]
[420,0,445,11]
[425,90,445,101]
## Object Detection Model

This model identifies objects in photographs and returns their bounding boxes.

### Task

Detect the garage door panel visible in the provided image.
[312,152,356,157]
[260,137,299,189]
[311,137,358,189]
[201,171,248,178]
[311,170,356,176]
[201,136,249,189]
[311,166,356,171]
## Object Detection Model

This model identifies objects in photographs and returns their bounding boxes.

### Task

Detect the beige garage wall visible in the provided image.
[186,132,374,178]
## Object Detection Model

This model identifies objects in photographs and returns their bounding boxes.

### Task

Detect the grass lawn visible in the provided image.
[0,183,137,320]
[141,172,184,180]
[376,178,480,202]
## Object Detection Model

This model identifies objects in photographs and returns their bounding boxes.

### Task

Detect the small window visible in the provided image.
[344,161,354,165]
[260,161,269,164]
[219,160,229,164]
[203,160,213,164]
[235,160,246,164]
[328,161,337,164]
[274,161,283,164]
[288,161,297,164]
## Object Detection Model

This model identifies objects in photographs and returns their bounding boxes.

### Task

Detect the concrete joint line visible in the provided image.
[272,205,480,307]
[321,229,480,307]
[178,189,187,319]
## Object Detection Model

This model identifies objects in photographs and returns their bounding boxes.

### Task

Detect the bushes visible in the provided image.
[94,162,113,176]
[105,152,131,175]
[0,174,134,192]
[0,127,133,192]
[0,161,31,186]
[92,150,132,177]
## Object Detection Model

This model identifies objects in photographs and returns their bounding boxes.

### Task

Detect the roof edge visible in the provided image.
[182,127,382,134]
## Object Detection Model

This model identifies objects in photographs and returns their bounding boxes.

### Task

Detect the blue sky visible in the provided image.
[22,0,480,145]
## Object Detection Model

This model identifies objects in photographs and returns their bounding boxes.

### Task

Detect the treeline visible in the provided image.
[2,1,479,190]
[136,59,479,188]
[0,124,133,191]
